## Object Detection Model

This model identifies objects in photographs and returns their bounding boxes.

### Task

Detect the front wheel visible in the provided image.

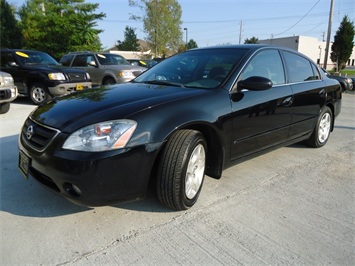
[103,77,116,85]
[30,83,52,105]
[157,130,206,211]
[307,106,332,148]
[0,102,10,114]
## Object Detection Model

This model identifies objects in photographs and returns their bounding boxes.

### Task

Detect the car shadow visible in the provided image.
[0,134,170,218]
[12,97,35,106]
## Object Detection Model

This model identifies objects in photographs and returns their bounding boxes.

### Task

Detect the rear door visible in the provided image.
[230,49,293,160]
[282,51,326,140]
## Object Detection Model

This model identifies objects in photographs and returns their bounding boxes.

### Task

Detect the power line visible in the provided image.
[274,0,321,36]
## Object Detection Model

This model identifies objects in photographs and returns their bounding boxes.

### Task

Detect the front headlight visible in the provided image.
[3,75,14,85]
[118,70,134,78]
[345,78,352,84]
[86,72,91,80]
[63,119,137,152]
[48,73,66,80]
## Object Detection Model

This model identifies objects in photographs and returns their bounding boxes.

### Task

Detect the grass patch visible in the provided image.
[328,69,355,77]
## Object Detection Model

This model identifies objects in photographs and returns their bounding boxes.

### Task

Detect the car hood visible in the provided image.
[31,82,204,132]
[27,64,86,73]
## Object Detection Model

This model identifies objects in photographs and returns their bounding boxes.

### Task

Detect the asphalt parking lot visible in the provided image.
[1,92,354,265]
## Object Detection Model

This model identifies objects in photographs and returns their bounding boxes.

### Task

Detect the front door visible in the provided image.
[230,49,293,161]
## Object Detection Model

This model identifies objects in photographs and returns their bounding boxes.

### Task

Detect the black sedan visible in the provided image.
[18,45,342,211]
[321,68,353,91]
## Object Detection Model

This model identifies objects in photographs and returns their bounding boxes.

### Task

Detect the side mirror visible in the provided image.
[238,76,273,91]
[8,61,19,67]
[88,61,97,67]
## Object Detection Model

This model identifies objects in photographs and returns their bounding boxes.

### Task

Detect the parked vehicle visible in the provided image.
[321,68,353,91]
[0,49,92,105]
[0,71,18,114]
[19,45,342,210]
[59,52,146,86]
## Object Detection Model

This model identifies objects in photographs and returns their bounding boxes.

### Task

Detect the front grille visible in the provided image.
[21,118,60,152]
[0,89,11,100]
[67,72,86,81]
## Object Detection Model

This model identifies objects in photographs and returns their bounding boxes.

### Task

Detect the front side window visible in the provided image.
[240,49,285,85]
[283,51,318,82]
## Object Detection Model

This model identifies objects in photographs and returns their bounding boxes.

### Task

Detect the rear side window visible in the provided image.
[59,55,74,66]
[72,55,88,67]
[283,51,319,82]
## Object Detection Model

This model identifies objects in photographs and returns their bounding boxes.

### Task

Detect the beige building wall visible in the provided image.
[259,35,355,70]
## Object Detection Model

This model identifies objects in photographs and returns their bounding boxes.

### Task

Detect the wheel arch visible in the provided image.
[149,123,225,183]
[102,75,117,85]
[325,102,335,132]
[182,123,224,179]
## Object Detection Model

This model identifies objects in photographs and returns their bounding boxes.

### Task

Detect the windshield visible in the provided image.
[15,51,59,66]
[134,48,248,89]
[96,53,130,66]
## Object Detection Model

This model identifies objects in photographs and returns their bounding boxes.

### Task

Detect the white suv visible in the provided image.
[0,71,18,114]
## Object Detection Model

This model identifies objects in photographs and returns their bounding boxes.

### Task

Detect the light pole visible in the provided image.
[184,28,188,49]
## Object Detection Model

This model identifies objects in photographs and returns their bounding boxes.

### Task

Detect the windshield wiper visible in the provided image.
[143,80,185,88]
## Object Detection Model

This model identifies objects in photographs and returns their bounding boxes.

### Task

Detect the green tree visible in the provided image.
[0,0,23,48]
[129,0,183,57]
[244,37,259,44]
[330,15,355,70]
[116,26,140,51]
[187,39,198,49]
[178,39,198,52]
[18,0,105,59]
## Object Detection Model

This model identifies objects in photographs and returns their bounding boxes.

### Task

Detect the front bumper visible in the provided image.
[18,122,160,206]
[48,82,92,97]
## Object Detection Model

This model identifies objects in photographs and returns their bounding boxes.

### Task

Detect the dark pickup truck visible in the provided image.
[0,49,92,104]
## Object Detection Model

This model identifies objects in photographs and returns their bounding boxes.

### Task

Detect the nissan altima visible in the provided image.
[18,45,342,210]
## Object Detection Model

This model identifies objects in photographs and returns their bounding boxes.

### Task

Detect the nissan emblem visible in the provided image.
[26,125,34,140]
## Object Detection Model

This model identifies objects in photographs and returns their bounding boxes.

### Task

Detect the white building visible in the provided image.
[259,35,355,70]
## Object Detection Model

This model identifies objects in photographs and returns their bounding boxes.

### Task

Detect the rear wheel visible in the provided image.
[307,106,332,148]
[30,83,52,105]
[157,130,206,211]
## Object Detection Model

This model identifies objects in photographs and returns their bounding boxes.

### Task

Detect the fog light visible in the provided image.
[72,184,82,195]
[63,182,81,197]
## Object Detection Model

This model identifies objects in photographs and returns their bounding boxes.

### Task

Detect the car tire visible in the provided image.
[0,102,10,114]
[30,83,52,105]
[157,130,206,211]
[103,77,116,85]
[307,106,332,148]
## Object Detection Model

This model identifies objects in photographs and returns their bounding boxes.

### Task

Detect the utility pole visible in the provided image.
[323,0,334,69]
[239,20,243,44]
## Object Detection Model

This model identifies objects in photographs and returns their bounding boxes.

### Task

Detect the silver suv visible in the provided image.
[60,52,146,86]
[0,71,18,114]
